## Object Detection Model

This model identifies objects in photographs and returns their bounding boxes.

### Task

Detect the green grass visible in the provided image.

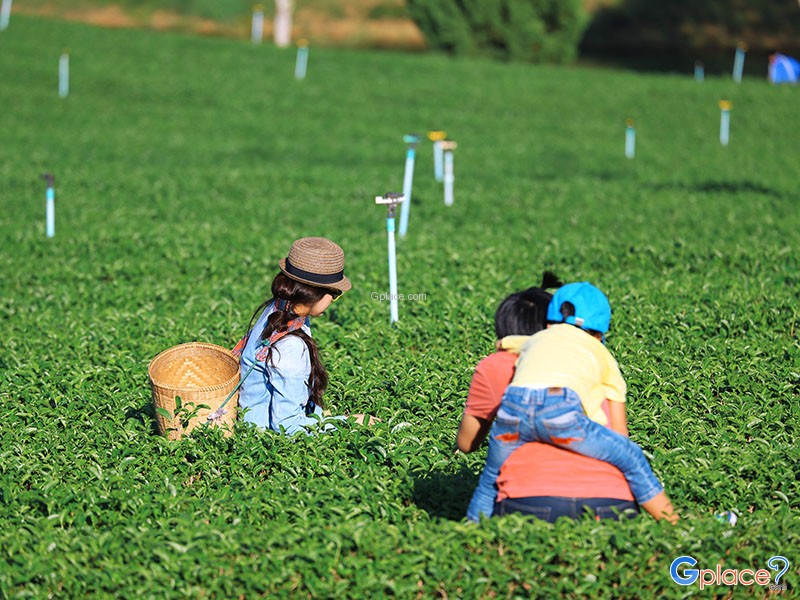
[1,15,799,598]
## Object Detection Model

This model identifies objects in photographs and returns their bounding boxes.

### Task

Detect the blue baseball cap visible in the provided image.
[546,282,611,334]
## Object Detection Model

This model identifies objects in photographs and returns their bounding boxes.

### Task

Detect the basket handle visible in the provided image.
[207,353,258,422]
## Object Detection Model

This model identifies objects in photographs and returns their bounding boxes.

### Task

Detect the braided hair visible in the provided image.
[245,273,331,408]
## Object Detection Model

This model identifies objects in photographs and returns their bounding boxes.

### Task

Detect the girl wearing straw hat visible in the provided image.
[233,237,369,435]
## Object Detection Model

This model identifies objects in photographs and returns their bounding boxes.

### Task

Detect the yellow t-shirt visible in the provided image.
[500,324,626,426]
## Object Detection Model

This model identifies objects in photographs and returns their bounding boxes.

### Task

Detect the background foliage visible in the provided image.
[13,1,800,71]
[1,15,799,598]
[405,0,587,63]
[582,0,800,72]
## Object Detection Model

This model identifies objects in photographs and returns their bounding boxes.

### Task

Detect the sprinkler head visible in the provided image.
[427,131,446,142]
[718,100,732,111]
[625,118,635,128]
[403,133,421,147]
[440,141,458,152]
[41,173,55,186]
[375,192,405,206]
[297,38,309,48]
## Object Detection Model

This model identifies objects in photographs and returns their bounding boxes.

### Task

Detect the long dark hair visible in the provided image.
[494,271,563,339]
[245,273,330,408]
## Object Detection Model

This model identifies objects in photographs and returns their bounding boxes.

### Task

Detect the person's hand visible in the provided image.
[352,413,381,426]
[495,339,504,352]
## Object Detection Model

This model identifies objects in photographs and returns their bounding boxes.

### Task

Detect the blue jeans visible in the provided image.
[493,496,639,523]
[467,386,664,522]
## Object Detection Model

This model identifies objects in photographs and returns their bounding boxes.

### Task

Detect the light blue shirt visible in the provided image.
[238,303,327,435]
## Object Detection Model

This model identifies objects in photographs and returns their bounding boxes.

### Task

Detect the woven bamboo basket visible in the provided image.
[148,342,240,440]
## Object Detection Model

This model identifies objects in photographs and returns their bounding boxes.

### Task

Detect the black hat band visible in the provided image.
[285,258,344,285]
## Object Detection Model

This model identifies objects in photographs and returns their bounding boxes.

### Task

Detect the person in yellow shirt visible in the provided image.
[467,282,678,523]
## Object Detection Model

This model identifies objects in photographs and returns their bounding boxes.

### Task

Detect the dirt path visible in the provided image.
[11,2,426,49]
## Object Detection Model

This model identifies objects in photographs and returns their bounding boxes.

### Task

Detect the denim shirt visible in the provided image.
[238,303,325,435]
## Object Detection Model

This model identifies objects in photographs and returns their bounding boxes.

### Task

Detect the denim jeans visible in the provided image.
[493,496,639,523]
[466,386,664,522]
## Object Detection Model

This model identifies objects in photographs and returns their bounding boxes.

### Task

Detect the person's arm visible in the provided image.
[457,413,492,453]
[457,356,508,452]
[608,399,628,437]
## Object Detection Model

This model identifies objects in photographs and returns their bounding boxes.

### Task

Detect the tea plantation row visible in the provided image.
[0,16,798,598]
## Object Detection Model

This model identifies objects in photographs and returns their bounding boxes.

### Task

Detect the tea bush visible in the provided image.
[0,15,798,598]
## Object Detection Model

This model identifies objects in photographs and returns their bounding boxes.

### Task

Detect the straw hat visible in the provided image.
[279,237,352,293]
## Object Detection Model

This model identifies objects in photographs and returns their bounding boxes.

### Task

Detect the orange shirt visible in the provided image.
[465,351,634,502]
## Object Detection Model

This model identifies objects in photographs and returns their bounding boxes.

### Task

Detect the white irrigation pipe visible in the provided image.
[295,39,309,80]
[694,60,704,82]
[441,141,457,206]
[42,174,55,237]
[0,0,12,31]
[398,133,420,238]
[375,193,404,324]
[251,4,264,44]
[625,119,635,159]
[428,131,446,182]
[732,44,746,83]
[719,100,732,146]
[59,51,69,98]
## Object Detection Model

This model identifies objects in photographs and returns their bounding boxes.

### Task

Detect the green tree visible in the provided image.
[406,0,588,64]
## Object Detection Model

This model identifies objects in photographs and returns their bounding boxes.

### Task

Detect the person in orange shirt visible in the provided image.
[460,280,677,524]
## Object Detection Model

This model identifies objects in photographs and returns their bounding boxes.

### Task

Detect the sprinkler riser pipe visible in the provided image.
[694,62,704,82]
[720,110,731,146]
[295,45,308,79]
[398,148,416,238]
[251,9,264,44]
[59,53,69,98]
[0,0,11,31]
[625,126,636,159]
[387,217,399,323]
[732,47,745,83]
[433,141,444,182]
[443,151,454,206]
[46,187,55,237]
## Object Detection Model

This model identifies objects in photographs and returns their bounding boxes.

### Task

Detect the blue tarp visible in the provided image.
[769,53,800,84]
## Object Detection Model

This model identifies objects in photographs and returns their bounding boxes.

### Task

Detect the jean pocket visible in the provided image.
[496,407,521,425]
[492,408,521,442]
[540,410,586,446]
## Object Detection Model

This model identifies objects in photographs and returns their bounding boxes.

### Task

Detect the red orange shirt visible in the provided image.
[465,351,634,501]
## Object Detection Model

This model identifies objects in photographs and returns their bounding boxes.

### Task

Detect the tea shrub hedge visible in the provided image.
[0,16,798,598]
